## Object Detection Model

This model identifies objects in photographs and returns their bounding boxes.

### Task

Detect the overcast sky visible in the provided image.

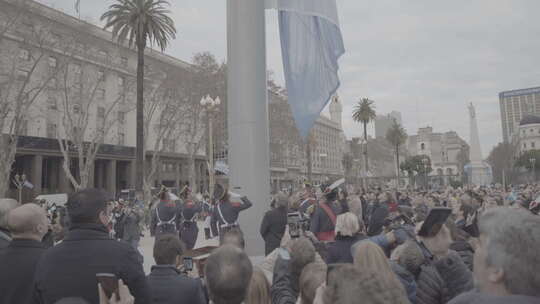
[38,0,540,157]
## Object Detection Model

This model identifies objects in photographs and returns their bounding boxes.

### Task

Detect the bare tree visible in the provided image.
[55,46,134,191]
[142,72,185,198]
[0,6,60,196]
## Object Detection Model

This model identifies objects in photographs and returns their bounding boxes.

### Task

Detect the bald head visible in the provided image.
[0,198,19,229]
[7,204,48,241]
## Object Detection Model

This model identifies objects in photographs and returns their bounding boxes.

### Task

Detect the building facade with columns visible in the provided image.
[1,0,206,200]
[407,127,469,186]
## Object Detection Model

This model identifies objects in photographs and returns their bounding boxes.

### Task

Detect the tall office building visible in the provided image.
[375,111,402,139]
[499,86,540,142]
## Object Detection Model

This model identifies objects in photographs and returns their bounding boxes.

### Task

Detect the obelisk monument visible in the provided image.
[468,103,491,185]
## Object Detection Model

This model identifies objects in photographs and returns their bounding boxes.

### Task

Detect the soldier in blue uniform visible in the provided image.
[150,187,182,238]
[210,184,253,238]
[310,179,344,242]
[298,183,318,219]
[179,187,202,249]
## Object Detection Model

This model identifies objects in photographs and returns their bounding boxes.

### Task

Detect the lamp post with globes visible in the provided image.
[200,95,221,197]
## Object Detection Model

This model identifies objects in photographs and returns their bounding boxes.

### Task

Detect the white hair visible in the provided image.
[479,207,540,297]
[335,212,359,237]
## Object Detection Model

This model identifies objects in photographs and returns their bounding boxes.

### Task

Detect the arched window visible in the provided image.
[421,143,425,150]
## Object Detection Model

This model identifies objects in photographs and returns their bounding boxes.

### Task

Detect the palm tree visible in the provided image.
[101,0,176,192]
[386,119,407,186]
[352,98,376,183]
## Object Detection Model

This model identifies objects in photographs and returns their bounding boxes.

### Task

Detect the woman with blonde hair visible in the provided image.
[245,267,271,304]
[352,241,409,303]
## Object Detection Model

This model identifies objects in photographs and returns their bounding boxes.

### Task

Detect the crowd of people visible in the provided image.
[0,180,539,304]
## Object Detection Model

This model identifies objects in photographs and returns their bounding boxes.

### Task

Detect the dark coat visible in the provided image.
[367,203,389,236]
[151,201,182,237]
[260,207,287,255]
[448,291,540,304]
[310,201,340,236]
[326,234,366,264]
[450,240,474,271]
[392,262,417,304]
[147,265,206,304]
[33,223,150,304]
[210,197,253,236]
[180,202,202,250]
[0,227,11,251]
[0,239,47,304]
[416,249,474,304]
[122,209,142,242]
[433,250,474,301]
[270,251,297,304]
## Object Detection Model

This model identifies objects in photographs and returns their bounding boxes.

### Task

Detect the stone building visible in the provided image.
[268,94,346,192]
[407,127,469,185]
[511,115,540,155]
[0,0,206,200]
[499,86,540,143]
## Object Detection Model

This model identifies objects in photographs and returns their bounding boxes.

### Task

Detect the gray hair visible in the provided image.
[0,198,19,229]
[479,207,540,297]
[275,192,288,209]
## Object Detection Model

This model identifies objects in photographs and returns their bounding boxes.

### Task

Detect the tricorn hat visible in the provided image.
[322,178,345,201]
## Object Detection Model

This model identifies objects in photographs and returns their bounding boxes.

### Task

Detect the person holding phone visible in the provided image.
[32,189,149,304]
[147,234,206,304]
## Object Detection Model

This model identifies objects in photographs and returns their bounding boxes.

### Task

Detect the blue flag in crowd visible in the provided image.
[267,0,345,138]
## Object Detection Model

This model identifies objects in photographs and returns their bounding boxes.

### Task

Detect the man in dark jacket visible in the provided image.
[0,203,49,304]
[147,235,206,304]
[260,192,288,255]
[33,189,150,304]
[367,195,389,236]
[449,208,540,304]
[0,198,19,251]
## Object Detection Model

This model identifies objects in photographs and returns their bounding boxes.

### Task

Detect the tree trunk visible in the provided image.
[396,145,400,188]
[135,43,145,192]
[363,121,369,170]
[306,139,312,183]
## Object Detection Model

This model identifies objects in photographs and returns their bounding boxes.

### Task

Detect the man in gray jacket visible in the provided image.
[449,207,540,304]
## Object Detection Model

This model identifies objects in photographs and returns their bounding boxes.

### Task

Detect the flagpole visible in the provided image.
[227,0,270,256]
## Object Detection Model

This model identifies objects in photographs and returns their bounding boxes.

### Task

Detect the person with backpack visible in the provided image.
[150,188,182,238]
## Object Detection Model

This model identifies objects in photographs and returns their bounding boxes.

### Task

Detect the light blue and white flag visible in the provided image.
[266,0,345,138]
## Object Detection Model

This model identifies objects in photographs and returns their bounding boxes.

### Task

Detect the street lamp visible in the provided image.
[200,95,221,197]
[529,158,536,182]
[13,173,27,204]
